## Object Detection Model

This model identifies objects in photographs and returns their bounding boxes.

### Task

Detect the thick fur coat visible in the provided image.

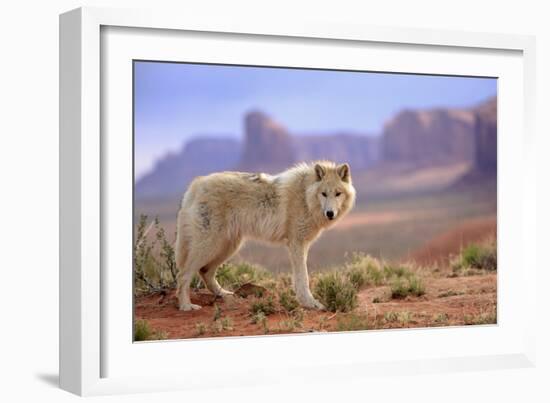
[175,161,356,310]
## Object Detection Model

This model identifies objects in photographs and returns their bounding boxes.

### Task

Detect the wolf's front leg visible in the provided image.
[288,243,326,310]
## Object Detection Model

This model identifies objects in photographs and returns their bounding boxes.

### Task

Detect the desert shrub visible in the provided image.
[344,253,384,288]
[133,215,178,294]
[278,309,304,333]
[452,240,497,274]
[278,288,299,313]
[433,313,449,324]
[134,319,167,341]
[134,319,153,341]
[382,264,411,280]
[212,317,234,333]
[250,311,269,333]
[461,243,497,271]
[336,313,369,331]
[213,303,222,321]
[314,272,358,313]
[383,311,412,325]
[390,274,425,299]
[249,295,276,316]
[464,306,497,325]
[216,262,271,291]
[195,322,207,336]
[220,317,234,331]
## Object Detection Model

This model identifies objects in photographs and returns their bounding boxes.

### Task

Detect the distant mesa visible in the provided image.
[238,110,296,172]
[135,137,240,200]
[134,96,496,201]
[474,97,497,173]
[382,106,477,167]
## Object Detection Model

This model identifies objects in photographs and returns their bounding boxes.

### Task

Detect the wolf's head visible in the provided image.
[306,161,356,224]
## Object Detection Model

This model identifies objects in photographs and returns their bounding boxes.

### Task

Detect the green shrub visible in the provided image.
[249,295,276,316]
[216,262,271,291]
[314,272,358,312]
[452,240,497,274]
[250,311,269,333]
[278,288,299,312]
[134,319,167,341]
[134,319,152,341]
[383,264,410,279]
[390,274,425,299]
[461,243,497,271]
[344,253,384,288]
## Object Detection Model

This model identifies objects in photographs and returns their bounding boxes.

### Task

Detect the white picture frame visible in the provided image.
[59,6,537,396]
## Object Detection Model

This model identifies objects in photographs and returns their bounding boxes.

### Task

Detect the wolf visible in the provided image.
[175,161,356,311]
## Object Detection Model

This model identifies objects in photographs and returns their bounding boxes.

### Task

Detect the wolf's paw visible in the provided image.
[179,303,202,311]
[218,289,234,297]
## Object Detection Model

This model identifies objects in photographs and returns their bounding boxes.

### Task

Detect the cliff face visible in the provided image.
[238,111,296,172]
[381,97,496,170]
[382,108,477,166]
[135,97,496,201]
[135,137,240,199]
[293,133,380,171]
[474,97,497,173]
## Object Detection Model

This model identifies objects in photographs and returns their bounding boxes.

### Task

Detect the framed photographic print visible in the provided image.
[59,7,537,396]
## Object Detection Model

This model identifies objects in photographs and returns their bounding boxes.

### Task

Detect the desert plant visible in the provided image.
[134,319,153,341]
[220,317,234,331]
[134,215,160,294]
[249,295,276,316]
[134,319,167,341]
[336,312,369,331]
[133,215,179,294]
[195,322,207,336]
[278,310,304,333]
[390,274,425,299]
[383,311,412,325]
[216,262,271,291]
[314,272,358,312]
[464,306,497,325]
[433,313,449,324]
[278,288,299,312]
[452,240,497,274]
[344,253,384,288]
[383,311,399,323]
[155,221,177,287]
[251,311,269,333]
[213,303,222,322]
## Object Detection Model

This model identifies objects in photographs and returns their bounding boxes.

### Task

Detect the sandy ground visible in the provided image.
[135,272,496,340]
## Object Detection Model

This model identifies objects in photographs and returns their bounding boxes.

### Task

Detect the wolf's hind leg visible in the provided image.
[200,239,242,297]
[177,246,221,311]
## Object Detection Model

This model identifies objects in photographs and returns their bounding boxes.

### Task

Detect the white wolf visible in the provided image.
[175,161,356,311]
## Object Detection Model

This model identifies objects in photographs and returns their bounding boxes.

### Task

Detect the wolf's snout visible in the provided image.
[326,210,335,220]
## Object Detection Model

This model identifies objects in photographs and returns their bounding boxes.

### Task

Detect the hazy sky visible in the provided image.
[134,61,497,179]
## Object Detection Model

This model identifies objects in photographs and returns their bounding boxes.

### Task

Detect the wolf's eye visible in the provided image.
[321,192,327,197]
[335,192,342,197]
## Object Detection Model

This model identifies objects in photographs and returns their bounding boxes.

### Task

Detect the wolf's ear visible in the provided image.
[314,163,326,181]
[337,163,351,182]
